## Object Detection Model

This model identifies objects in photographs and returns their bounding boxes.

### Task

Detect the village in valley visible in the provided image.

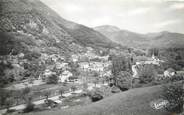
[0,0,184,115]
[0,46,116,113]
[1,44,182,115]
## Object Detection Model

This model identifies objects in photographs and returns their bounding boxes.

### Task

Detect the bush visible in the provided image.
[89,93,103,102]
[169,74,184,82]
[111,86,121,93]
[46,74,58,84]
[162,82,184,114]
[88,88,103,102]
[156,73,184,85]
[44,99,58,108]
[24,51,41,61]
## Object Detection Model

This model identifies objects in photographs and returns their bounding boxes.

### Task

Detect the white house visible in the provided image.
[136,55,164,66]
[71,54,79,62]
[102,70,112,77]
[43,69,56,77]
[79,62,90,71]
[39,69,56,80]
[132,65,139,78]
[58,70,73,82]
[55,62,68,70]
[164,68,176,78]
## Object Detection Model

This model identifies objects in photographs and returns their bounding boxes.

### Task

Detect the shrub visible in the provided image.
[156,73,184,85]
[24,51,41,61]
[46,74,58,84]
[162,82,184,114]
[88,88,103,102]
[44,99,58,108]
[169,74,184,82]
[111,86,121,93]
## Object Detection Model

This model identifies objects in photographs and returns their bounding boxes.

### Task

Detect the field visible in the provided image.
[23,84,173,115]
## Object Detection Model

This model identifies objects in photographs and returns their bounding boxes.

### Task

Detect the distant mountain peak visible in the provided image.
[94,25,121,32]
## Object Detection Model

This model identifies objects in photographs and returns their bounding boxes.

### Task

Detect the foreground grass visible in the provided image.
[22,84,172,115]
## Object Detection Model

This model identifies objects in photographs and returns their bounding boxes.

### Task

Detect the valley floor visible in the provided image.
[20,84,174,115]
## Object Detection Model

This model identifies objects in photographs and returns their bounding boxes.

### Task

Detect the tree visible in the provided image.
[24,51,41,61]
[147,48,159,57]
[92,71,99,87]
[21,87,31,103]
[0,89,13,111]
[13,90,22,105]
[43,90,51,101]
[23,97,35,113]
[0,61,13,87]
[137,64,156,84]
[158,48,184,71]
[71,85,77,93]
[0,33,25,55]
[46,74,58,84]
[69,62,80,76]
[162,82,184,114]
[4,66,25,81]
[111,55,131,77]
[23,59,45,79]
[114,71,132,91]
[58,87,66,99]
[82,83,88,92]
[5,97,14,112]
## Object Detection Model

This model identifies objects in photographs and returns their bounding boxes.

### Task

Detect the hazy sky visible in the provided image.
[41,0,184,34]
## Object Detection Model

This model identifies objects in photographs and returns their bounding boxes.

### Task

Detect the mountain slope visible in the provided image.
[25,85,169,115]
[94,25,184,49]
[0,0,115,56]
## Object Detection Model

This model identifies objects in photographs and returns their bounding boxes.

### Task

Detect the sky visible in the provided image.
[40,0,184,34]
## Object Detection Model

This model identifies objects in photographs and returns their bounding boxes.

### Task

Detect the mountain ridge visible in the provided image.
[94,25,184,49]
[0,0,116,56]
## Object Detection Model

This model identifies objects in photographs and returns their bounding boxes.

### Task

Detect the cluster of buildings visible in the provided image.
[38,53,78,83]
[132,55,165,78]
[39,48,109,84]
[79,62,111,74]
[132,55,177,79]
[135,55,164,66]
